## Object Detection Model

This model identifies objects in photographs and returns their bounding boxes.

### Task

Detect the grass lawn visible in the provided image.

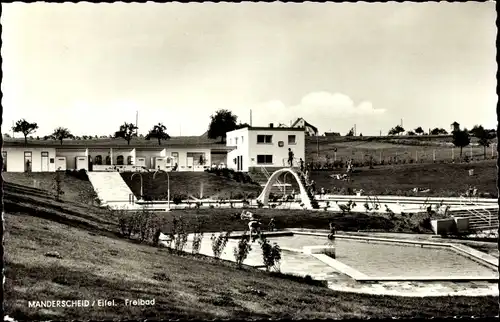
[156,208,435,235]
[309,159,497,197]
[4,183,499,320]
[306,135,497,164]
[121,171,262,200]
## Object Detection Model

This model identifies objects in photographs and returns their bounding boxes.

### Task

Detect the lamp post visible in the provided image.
[131,172,144,200]
[153,169,170,211]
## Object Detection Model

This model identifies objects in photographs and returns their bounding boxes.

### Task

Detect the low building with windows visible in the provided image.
[226,124,305,172]
[1,136,231,173]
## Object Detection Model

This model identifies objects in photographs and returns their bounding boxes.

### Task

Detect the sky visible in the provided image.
[1,2,497,137]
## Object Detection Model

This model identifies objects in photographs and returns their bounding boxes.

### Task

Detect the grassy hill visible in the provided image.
[3,173,499,319]
[306,135,497,164]
[121,171,262,200]
[309,159,497,198]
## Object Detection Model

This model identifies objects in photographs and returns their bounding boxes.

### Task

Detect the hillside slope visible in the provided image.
[121,171,262,200]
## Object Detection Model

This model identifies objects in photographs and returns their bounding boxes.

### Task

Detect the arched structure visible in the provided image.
[257,168,313,209]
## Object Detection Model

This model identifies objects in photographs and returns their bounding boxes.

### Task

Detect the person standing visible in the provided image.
[299,158,304,172]
[288,148,294,167]
[328,221,336,241]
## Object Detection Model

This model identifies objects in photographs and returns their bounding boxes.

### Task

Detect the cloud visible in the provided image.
[250,91,386,133]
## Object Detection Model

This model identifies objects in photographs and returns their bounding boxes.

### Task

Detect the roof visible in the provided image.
[291,118,318,133]
[236,126,304,132]
[2,136,233,150]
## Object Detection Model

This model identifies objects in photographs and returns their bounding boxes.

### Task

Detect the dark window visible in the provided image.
[116,155,124,165]
[50,158,55,164]
[127,156,133,165]
[288,135,296,145]
[257,135,272,144]
[257,155,273,164]
[24,151,32,172]
[95,155,103,165]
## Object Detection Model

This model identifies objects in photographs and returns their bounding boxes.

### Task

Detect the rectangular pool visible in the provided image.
[267,235,498,278]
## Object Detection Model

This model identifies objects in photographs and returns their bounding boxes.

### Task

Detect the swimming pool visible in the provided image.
[266,234,498,278]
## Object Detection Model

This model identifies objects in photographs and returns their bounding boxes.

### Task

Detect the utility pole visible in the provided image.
[250,109,252,126]
[316,135,319,157]
[136,111,138,135]
[354,124,357,136]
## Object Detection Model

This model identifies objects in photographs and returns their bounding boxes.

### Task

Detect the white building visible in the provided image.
[291,117,318,136]
[1,137,231,173]
[226,124,305,172]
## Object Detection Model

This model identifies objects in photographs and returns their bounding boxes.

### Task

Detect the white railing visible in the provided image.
[281,158,301,169]
[458,196,493,227]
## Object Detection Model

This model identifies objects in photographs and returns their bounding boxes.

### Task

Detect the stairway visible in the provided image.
[449,207,499,233]
[87,172,136,206]
[296,170,320,209]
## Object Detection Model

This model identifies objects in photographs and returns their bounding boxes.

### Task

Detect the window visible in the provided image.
[241,136,244,144]
[2,151,6,172]
[41,151,49,157]
[105,156,111,165]
[288,135,296,145]
[235,137,238,145]
[257,135,272,144]
[127,156,133,165]
[116,155,124,165]
[95,155,103,165]
[257,155,273,164]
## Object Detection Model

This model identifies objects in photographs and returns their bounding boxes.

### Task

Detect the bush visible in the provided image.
[211,231,232,259]
[191,218,204,255]
[172,216,188,254]
[172,195,183,205]
[259,236,282,272]
[52,171,65,201]
[233,232,252,268]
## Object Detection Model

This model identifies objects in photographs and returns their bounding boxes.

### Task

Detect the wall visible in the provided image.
[247,130,305,170]
[170,147,212,172]
[55,149,87,170]
[227,128,249,171]
[135,149,164,169]
[3,147,57,172]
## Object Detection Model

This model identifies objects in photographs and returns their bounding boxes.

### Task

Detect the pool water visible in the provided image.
[267,235,498,278]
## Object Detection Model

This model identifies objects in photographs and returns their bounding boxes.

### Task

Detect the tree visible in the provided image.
[414,127,424,135]
[145,123,171,145]
[388,125,405,136]
[114,122,138,145]
[207,109,238,143]
[430,128,448,135]
[49,127,74,145]
[12,119,38,144]
[470,125,496,159]
[452,129,470,158]
[345,128,354,136]
[407,131,416,136]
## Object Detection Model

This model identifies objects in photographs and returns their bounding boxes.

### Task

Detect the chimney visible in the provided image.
[269,123,274,128]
